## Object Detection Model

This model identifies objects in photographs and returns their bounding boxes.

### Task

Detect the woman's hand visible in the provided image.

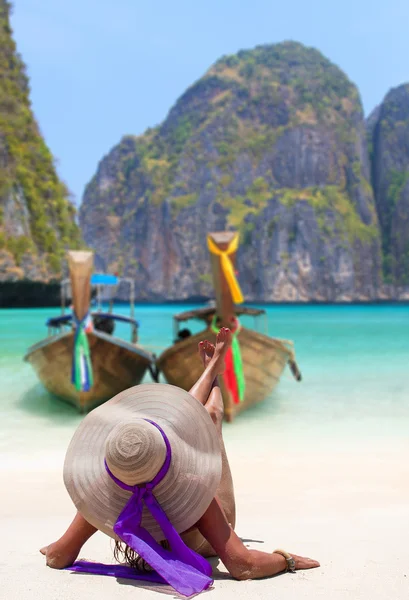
[40,512,97,569]
[290,553,320,570]
[40,540,80,569]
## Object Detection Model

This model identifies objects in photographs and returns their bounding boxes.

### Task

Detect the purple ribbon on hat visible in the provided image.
[66,420,213,597]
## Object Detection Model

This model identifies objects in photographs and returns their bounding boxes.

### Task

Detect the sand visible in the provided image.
[2,433,409,600]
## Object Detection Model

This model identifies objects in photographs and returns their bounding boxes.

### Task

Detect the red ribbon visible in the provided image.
[223,346,240,404]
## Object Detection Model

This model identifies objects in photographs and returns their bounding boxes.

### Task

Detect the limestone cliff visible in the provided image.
[81,42,383,301]
[0,0,81,282]
[368,84,409,292]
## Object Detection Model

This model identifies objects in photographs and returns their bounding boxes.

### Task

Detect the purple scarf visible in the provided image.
[66,420,213,596]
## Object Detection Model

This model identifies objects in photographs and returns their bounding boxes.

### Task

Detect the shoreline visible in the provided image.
[1,290,409,310]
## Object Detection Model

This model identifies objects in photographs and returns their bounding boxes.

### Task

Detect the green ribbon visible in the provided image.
[72,313,94,392]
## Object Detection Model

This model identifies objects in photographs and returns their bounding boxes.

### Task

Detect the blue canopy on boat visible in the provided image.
[91,273,119,286]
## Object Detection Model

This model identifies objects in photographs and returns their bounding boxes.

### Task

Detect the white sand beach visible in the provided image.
[2,431,409,600]
[2,304,409,599]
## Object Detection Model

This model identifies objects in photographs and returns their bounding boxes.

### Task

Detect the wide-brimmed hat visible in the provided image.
[63,383,222,542]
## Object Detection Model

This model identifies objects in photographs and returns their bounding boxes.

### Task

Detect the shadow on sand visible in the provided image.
[68,557,232,598]
[17,383,81,424]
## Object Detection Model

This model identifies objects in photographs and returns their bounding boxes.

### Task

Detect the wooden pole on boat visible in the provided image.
[207,231,238,327]
[61,280,66,315]
[207,231,244,423]
[67,251,94,320]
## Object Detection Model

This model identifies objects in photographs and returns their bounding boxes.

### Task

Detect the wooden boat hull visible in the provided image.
[156,326,292,421]
[24,331,153,412]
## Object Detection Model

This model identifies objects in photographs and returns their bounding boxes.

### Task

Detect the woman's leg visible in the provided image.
[199,341,236,529]
[188,328,231,404]
[180,337,236,557]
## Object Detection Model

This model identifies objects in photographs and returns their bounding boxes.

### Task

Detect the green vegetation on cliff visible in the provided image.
[81,41,382,301]
[84,41,368,220]
[368,83,409,286]
[0,0,81,276]
[279,185,378,243]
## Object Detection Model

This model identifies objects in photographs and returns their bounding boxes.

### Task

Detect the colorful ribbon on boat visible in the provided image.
[207,233,244,304]
[65,420,213,597]
[211,316,245,404]
[71,312,94,392]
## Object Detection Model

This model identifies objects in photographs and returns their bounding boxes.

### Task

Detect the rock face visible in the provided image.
[81,42,383,301]
[368,84,409,291]
[0,0,81,282]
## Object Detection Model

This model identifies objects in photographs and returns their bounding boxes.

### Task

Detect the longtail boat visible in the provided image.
[156,232,301,422]
[24,251,154,412]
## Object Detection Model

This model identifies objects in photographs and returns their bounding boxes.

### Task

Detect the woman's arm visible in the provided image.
[196,498,319,580]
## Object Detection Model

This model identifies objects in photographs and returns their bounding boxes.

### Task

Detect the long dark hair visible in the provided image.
[114,539,170,571]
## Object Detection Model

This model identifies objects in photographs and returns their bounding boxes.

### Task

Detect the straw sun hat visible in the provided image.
[63,383,222,542]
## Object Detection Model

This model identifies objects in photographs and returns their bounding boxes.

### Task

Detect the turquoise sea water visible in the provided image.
[1,304,408,465]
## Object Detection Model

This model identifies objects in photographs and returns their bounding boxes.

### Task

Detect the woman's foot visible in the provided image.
[209,328,232,375]
[40,540,80,569]
[197,340,225,428]
[198,341,207,367]
[189,329,231,408]
[198,340,215,368]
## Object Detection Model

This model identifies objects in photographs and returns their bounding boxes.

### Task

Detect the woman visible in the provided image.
[41,328,319,595]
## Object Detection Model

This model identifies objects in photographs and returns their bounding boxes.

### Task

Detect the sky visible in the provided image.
[10,0,409,206]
